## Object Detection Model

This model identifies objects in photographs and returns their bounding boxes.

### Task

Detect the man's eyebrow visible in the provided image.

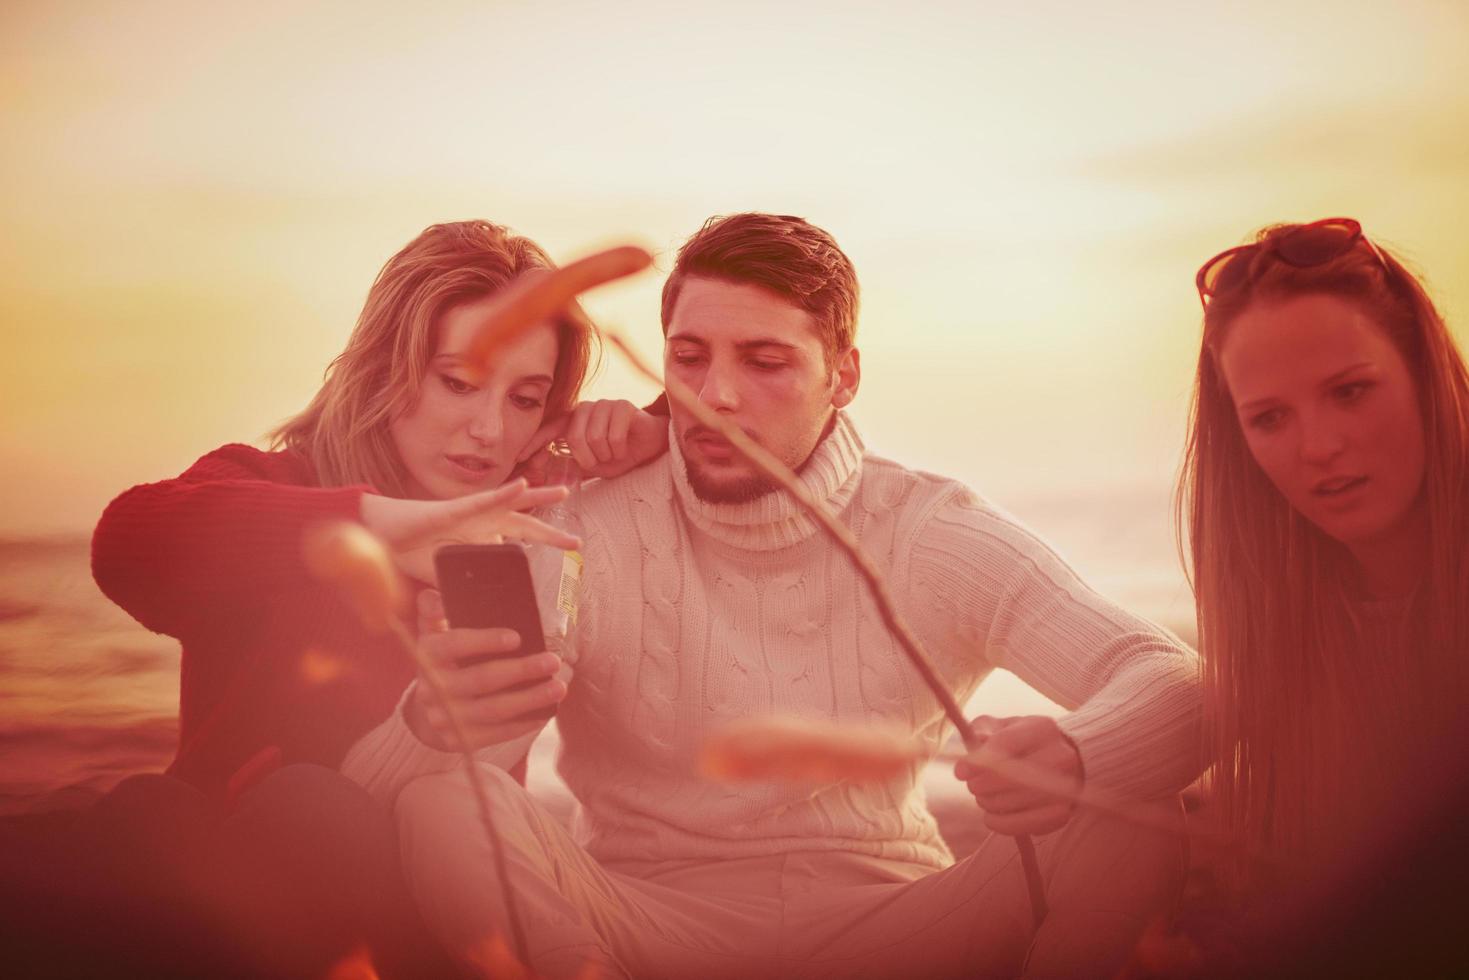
[665,333,802,352]
[734,338,802,352]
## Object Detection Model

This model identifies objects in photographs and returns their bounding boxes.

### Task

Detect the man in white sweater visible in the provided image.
[345,214,1201,979]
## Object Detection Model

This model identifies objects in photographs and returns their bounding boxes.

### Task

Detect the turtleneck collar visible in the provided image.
[668,410,865,551]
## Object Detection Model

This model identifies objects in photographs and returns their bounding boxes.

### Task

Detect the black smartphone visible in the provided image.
[434,543,547,655]
[433,544,554,720]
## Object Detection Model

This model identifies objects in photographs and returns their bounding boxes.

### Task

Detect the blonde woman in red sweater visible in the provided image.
[33,221,663,977]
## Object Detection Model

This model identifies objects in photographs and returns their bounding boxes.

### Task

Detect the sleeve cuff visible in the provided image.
[340,682,539,806]
[1056,660,1203,801]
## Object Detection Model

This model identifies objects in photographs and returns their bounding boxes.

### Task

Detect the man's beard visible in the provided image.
[683,458,777,504]
[679,424,779,503]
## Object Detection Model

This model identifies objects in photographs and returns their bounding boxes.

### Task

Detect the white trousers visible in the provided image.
[396,765,1184,980]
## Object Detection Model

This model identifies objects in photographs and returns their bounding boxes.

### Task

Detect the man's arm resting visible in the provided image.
[911,487,1203,801]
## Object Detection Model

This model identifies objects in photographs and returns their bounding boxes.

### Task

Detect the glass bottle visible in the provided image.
[528,441,583,658]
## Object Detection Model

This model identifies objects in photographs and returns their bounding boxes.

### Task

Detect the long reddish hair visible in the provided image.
[1176,223,1469,881]
[271,221,597,496]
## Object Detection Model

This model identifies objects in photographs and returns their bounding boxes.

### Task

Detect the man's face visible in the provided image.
[664,276,859,503]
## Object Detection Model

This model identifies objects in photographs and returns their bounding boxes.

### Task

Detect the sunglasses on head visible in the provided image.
[1194,217,1387,310]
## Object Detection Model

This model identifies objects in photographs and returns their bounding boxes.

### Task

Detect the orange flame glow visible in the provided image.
[299,646,350,685]
[301,521,405,631]
[466,933,533,980]
[324,945,380,980]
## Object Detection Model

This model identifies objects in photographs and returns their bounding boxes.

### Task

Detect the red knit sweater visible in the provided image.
[91,444,425,800]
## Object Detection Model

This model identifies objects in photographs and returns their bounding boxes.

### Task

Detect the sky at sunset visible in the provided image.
[3,0,1466,558]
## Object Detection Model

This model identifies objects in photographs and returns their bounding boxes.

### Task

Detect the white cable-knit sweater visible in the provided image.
[344,413,1201,871]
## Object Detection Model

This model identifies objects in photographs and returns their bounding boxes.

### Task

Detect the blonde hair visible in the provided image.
[271,221,597,496]
[1177,224,1469,882]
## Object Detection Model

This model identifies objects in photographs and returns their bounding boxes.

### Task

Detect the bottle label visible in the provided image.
[557,550,583,627]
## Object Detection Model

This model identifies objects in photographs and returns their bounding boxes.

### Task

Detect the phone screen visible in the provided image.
[434,544,547,659]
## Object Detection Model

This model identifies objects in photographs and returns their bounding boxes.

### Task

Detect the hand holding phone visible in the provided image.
[408,543,567,752]
[431,543,558,724]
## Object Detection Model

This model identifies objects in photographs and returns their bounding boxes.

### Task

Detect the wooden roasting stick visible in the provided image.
[303,522,532,962]
[604,333,1051,929]
[444,243,1050,929]
[388,617,532,962]
[700,715,1284,893]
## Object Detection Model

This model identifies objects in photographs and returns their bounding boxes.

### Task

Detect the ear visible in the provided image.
[830,347,861,410]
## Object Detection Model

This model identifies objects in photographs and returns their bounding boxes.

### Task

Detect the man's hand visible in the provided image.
[518,400,669,483]
[954,715,1083,836]
[404,590,571,751]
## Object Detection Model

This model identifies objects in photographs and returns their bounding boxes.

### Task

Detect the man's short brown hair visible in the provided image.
[661,213,859,368]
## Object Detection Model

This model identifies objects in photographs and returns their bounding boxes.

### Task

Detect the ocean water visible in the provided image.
[0,488,1196,817]
[0,536,181,815]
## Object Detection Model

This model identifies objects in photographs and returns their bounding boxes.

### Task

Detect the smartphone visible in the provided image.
[434,544,546,643]
[433,543,554,721]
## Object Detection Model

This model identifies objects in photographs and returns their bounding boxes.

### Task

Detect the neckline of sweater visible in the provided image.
[667,411,865,552]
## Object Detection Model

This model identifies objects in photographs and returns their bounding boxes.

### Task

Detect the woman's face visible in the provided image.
[390,295,559,500]
[1218,293,1426,551]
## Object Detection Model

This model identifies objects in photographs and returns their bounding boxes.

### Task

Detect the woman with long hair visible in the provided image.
[93,219,650,795]
[1177,217,1469,894]
[42,220,661,976]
